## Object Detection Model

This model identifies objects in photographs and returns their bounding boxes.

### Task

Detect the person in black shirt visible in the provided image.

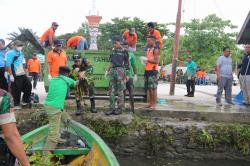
[239,44,250,105]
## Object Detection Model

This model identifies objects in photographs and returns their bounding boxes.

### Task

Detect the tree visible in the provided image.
[179,14,240,70]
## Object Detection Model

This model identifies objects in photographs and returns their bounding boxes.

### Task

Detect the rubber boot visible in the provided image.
[113,108,122,115]
[130,101,135,113]
[105,108,115,116]
[90,98,97,113]
[75,101,83,116]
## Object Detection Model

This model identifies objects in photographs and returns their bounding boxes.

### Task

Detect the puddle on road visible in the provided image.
[155,98,250,113]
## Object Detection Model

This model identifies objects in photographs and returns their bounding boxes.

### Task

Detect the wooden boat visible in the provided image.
[21,120,119,166]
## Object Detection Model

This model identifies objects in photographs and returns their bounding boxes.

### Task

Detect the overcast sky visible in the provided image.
[0,0,249,41]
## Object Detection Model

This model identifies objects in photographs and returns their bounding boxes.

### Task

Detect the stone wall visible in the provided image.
[15,109,250,161]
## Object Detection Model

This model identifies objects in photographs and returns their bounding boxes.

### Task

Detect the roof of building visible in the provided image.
[237,11,250,44]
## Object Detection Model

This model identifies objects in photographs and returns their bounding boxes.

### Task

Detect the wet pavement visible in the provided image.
[33,82,250,117]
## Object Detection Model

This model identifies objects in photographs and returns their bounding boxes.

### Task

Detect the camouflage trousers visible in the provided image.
[44,106,71,153]
[75,80,95,102]
[108,67,126,110]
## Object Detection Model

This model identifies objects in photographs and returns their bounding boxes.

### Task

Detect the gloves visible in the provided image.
[140,56,148,65]
[4,72,9,80]
[74,68,80,73]
[104,71,108,80]
[10,75,14,82]
[133,74,138,82]
[48,75,52,81]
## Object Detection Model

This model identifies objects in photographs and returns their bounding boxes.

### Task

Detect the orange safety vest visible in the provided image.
[145,48,159,71]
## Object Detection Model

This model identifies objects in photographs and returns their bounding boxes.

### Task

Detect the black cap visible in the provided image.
[147,22,155,28]
[54,40,62,46]
[73,54,81,60]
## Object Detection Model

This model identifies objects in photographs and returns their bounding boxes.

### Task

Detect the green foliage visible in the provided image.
[27,152,63,166]
[198,124,250,156]
[84,119,128,139]
[178,14,241,70]
[199,129,216,149]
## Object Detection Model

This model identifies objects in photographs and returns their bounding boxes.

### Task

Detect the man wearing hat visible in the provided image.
[40,22,59,48]
[147,22,163,49]
[105,36,130,115]
[47,40,67,80]
[184,56,197,97]
[6,40,32,108]
[123,28,137,52]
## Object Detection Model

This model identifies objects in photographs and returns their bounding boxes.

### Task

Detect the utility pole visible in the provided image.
[169,0,183,95]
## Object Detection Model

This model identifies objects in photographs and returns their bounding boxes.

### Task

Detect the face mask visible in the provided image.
[16,47,23,51]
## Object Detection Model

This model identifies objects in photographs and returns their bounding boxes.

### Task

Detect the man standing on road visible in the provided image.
[143,36,160,109]
[239,44,250,106]
[27,53,41,89]
[216,47,233,106]
[123,28,137,52]
[6,40,32,108]
[0,39,8,91]
[183,56,197,97]
[40,22,59,48]
[66,36,88,50]
[0,89,30,166]
[47,40,67,80]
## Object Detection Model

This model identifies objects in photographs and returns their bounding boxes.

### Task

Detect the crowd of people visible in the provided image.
[196,69,208,85]
[1,19,250,164]
[0,21,163,164]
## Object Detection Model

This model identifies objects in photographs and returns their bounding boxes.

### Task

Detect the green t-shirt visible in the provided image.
[45,75,75,109]
[184,61,197,77]
[129,52,136,78]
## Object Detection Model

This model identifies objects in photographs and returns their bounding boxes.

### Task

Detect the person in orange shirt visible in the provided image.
[66,36,88,50]
[122,28,137,52]
[147,22,163,49]
[27,53,41,89]
[47,40,67,79]
[40,22,59,48]
[196,69,203,85]
[143,36,160,110]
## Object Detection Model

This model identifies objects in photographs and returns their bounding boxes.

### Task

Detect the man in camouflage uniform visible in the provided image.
[81,57,97,113]
[105,37,130,115]
[71,55,97,115]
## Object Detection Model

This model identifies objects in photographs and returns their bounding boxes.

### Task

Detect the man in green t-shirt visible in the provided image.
[124,51,137,113]
[184,56,197,97]
[44,66,78,153]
